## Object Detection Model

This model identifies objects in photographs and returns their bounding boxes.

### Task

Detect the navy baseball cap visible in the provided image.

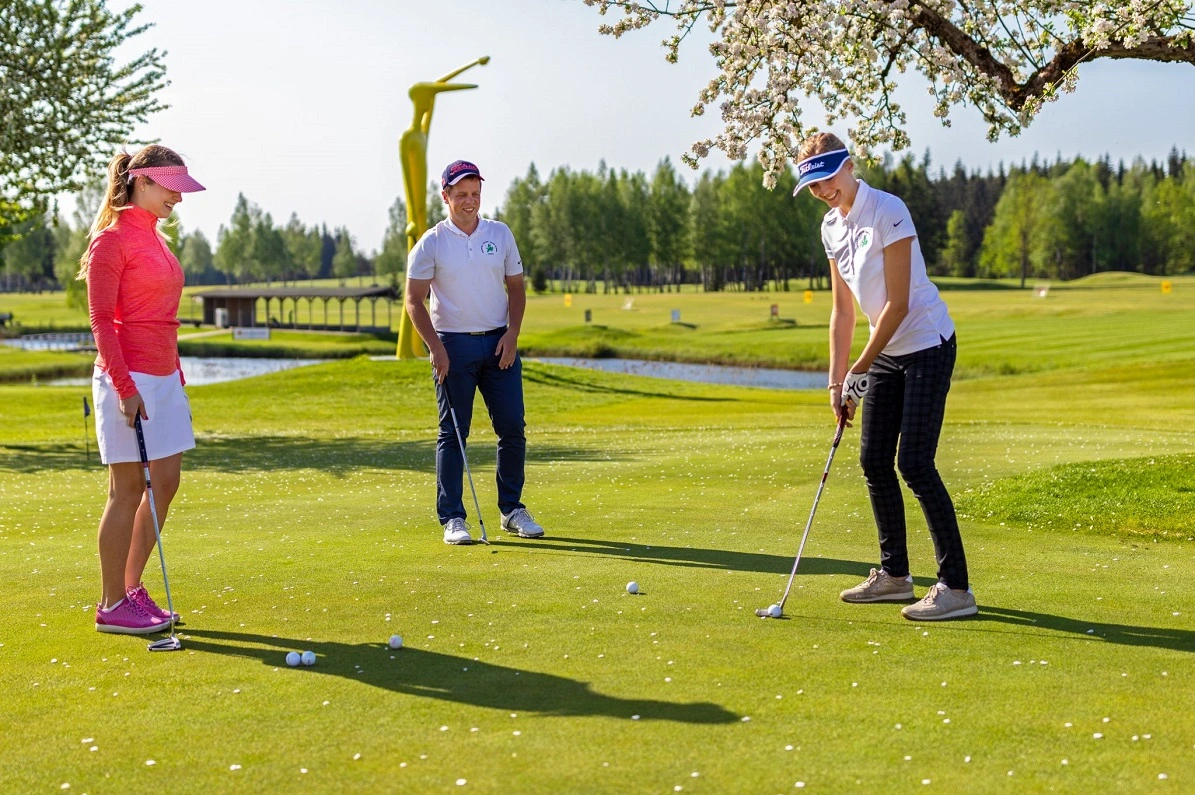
[442,160,485,188]
[793,148,850,196]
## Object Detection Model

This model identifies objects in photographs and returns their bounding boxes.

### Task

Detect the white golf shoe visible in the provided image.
[443,517,472,545]
[501,508,545,538]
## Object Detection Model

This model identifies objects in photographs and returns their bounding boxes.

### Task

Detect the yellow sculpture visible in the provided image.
[395,56,491,359]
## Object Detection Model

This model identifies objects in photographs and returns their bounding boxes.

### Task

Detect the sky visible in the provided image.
[97,0,1195,254]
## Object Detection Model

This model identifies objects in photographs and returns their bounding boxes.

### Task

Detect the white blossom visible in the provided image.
[582,0,1195,185]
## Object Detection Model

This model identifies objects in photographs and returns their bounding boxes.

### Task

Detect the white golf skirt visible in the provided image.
[93,367,195,465]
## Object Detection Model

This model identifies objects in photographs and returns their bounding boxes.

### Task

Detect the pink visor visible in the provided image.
[128,165,206,193]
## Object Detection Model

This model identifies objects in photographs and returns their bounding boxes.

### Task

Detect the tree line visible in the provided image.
[2,149,1192,298]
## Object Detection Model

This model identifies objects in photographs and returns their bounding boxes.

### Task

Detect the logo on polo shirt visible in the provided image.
[481,241,497,255]
[858,230,871,250]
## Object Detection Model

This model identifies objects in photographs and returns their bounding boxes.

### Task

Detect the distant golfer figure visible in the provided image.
[78,145,206,634]
[797,132,975,621]
[404,159,546,544]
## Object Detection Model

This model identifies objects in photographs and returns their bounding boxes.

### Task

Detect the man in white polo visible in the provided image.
[404,159,546,544]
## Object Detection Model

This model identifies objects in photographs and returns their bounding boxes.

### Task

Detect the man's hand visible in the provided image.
[495,329,519,369]
[430,344,450,384]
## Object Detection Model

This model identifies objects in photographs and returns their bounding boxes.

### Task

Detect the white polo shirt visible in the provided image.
[821,180,954,356]
[407,217,523,333]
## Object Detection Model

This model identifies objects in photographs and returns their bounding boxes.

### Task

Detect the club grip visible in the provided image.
[133,414,150,467]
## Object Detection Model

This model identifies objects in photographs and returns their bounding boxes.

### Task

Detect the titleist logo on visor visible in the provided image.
[799,160,825,176]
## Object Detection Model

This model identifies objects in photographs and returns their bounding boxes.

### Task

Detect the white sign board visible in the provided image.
[233,327,271,340]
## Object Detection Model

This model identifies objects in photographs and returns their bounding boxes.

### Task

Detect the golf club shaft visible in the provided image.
[776,413,848,610]
[134,416,178,638]
[438,370,488,544]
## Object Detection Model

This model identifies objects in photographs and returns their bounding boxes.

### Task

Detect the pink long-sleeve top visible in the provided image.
[86,205,185,399]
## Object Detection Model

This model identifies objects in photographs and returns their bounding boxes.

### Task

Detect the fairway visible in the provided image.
[2,276,1193,793]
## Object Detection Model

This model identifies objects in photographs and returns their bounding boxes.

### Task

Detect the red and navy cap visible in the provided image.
[441,160,485,189]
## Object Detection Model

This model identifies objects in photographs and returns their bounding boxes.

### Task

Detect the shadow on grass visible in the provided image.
[523,367,735,402]
[514,536,938,587]
[975,606,1195,655]
[181,628,739,724]
[0,437,629,475]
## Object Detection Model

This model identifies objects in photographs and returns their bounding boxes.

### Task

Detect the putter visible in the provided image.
[756,412,849,619]
[133,415,182,651]
[437,368,489,545]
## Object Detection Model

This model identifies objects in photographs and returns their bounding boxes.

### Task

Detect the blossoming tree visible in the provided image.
[581,0,1195,185]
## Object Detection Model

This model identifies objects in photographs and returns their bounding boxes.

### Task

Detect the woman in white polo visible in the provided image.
[796,132,975,621]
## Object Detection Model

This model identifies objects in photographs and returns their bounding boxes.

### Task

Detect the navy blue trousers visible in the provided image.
[435,330,526,524]
[859,334,968,590]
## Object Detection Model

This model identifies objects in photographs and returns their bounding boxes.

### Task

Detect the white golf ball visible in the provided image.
[626,581,639,595]
[768,604,782,618]
[285,651,301,667]
[389,635,404,650]
[300,650,316,666]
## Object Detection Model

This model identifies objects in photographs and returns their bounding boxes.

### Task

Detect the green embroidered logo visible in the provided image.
[858,230,871,250]
[481,241,497,255]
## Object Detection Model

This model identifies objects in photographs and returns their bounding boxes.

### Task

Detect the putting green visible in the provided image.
[1,275,1192,792]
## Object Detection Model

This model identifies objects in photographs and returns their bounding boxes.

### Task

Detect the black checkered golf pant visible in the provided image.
[859,334,968,590]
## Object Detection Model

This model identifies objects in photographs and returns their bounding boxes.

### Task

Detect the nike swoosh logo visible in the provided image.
[893,219,903,227]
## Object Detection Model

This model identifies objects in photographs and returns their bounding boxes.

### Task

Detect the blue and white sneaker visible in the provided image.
[443,517,472,545]
[501,508,545,539]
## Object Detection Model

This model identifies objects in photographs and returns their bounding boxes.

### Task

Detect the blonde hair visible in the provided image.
[797,132,849,163]
[77,145,185,280]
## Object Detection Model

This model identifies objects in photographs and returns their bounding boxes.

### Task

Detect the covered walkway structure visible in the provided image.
[194,286,399,333]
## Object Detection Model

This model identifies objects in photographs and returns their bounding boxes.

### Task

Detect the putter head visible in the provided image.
[755,608,770,618]
[148,635,182,652]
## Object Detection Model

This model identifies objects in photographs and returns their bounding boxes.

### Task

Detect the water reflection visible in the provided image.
[47,356,321,387]
[531,357,824,390]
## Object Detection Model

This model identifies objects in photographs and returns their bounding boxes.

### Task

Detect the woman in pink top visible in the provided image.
[78,145,206,635]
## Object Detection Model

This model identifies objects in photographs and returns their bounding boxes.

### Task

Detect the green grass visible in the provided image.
[1,276,1194,792]
[176,329,396,359]
[0,346,95,383]
[957,454,1195,540]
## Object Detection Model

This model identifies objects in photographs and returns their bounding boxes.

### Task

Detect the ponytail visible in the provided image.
[76,152,134,281]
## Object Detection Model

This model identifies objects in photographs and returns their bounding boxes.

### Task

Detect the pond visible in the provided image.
[531,357,825,390]
[46,356,323,387]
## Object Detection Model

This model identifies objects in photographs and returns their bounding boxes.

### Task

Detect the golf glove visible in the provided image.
[841,370,870,406]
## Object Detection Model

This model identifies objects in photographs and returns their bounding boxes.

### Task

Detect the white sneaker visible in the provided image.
[501,507,545,538]
[442,517,472,545]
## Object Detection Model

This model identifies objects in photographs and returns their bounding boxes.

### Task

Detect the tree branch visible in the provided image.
[908,2,1195,111]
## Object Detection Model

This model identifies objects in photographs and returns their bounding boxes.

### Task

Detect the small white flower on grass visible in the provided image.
[1159,774,1168,780]
[300,768,308,774]
[1062,759,1068,765]
[145,760,156,766]
[741,716,751,721]
[353,753,361,760]
[456,780,467,786]
[785,745,794,751]
[1093,733,1104,739]
[513,731,521,736]
[922,780,931,785]
[631,715,640,720]
[795,783,806,789]
[229,765,241,771]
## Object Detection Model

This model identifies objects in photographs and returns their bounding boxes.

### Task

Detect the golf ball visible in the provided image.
[626,581,639,595]
[285,651,301,667]
[389,635,404,650]
[300,650,316,666]
[768,604,782,618]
